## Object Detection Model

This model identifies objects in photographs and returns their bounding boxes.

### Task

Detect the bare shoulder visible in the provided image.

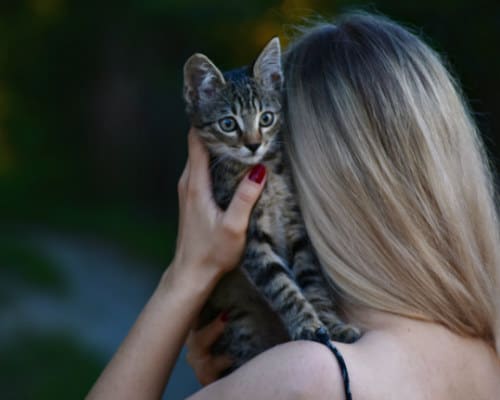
[188,321,500,400]
[187,340,351,400]
[187,337,395,400]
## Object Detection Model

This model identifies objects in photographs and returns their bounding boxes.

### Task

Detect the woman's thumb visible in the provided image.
[223,164,266,230]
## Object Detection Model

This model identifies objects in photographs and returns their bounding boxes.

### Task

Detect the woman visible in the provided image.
[87,13,500,399]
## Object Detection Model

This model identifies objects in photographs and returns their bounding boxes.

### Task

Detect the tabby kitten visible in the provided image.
[183,37,359,370]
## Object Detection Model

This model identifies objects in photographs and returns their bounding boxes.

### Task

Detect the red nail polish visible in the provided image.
[248,164,266,184]
[220,310,230,322]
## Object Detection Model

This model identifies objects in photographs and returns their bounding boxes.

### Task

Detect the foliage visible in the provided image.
[0,333,103,400]
[0,233,66,297]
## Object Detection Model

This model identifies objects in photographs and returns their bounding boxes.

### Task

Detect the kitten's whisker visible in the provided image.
[210,153,234,172]
[210,156,226,171]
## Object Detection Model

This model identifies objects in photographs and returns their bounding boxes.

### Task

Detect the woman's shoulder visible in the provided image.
[200,338,377,400]
[189,318,500,400]
[262,322,500,400]
[187,339,347,400]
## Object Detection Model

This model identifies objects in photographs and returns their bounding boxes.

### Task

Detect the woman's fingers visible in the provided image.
[192,354,234,386]
[187,313,227,353]
[212,354,234,375]
[187,352,234,386]
[177,160,189,212]
[187,128,207,163]
[186,130,211,198]
[185,313,234,385]
[223,164,266,231]
[199,355,234,385]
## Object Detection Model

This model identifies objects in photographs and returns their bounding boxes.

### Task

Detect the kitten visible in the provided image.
[183,37,360,371]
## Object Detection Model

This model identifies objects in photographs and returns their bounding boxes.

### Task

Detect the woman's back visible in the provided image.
[187,311,500,400]
[340,312,500,400]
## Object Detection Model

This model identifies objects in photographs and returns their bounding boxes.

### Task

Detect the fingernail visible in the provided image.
[220,310,230,322]
[248,164,266,184]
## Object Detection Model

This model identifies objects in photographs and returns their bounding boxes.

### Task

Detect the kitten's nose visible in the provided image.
[245,143,261,153]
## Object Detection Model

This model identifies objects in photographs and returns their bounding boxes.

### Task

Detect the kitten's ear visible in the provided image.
[183,54,226,106]
[253,37,283,91]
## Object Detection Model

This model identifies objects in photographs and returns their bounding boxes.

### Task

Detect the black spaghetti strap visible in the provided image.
[314,327,353,400]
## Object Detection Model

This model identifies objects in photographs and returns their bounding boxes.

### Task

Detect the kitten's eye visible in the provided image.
[259,112,274,127]
[218,117,237,132]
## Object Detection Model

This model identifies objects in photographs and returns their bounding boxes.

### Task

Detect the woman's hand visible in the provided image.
[186,312,234,386]
[87,129,265,400]
[164,129,267,294]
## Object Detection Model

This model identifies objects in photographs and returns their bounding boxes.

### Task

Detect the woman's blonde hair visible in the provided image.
[283,13,500,351]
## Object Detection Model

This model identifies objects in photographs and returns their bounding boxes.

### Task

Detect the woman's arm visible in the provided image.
[85,266,214,400]
[86,130,266,399]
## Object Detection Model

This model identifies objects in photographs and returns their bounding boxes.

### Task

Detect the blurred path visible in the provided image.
[0,231,200,399]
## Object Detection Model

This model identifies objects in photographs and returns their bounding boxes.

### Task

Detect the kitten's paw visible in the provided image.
[293,324,324,341]
[329,323,361,343]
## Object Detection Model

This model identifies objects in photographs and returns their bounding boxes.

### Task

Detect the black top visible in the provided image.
[314,327,353,400]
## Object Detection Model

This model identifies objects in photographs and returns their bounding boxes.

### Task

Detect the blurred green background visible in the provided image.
[0,0,498,399]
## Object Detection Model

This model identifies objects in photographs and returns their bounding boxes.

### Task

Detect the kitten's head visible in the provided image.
[183,37,283,165]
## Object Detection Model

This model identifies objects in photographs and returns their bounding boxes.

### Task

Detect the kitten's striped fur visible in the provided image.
[183,38,360,371]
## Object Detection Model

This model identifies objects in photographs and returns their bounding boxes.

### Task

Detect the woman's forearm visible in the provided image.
[86,263,220,400]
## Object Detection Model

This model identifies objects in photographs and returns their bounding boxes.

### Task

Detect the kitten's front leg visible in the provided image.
[289,230,361,343]
[241,235,324,341]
